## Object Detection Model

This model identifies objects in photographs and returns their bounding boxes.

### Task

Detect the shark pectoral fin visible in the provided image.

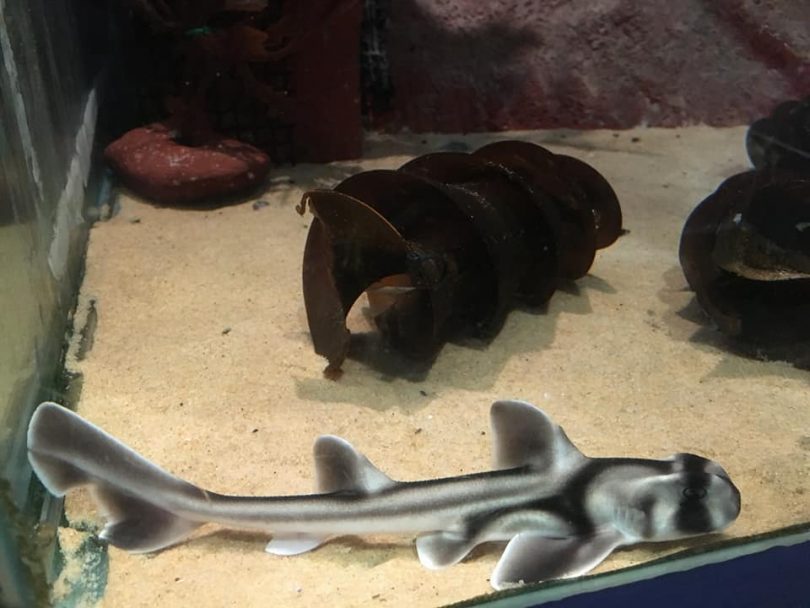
[490,400,587,472]
[416,532,477,569]
[490,529,625,590]
[265,534,329,556]
[313,435,396,494]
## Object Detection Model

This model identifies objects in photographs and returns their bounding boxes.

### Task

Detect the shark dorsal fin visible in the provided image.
[490,400,586,472]
[313,435,395,494]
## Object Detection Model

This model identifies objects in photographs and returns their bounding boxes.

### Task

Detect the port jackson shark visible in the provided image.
[27,400,741,589]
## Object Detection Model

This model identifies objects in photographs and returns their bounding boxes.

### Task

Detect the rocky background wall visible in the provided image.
[365,0,809,132]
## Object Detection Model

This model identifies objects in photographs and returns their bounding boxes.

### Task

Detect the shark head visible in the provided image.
[629,452,741,542]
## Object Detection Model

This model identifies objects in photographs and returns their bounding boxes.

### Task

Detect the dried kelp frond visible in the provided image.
[298,141,622,377]
[299,191,410,378]
[679,169,810,363]
[746,96,810,174]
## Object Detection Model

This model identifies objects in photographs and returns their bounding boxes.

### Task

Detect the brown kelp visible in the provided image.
[679,169,810,366]
[746,96,810,174]
[297,141,622,377]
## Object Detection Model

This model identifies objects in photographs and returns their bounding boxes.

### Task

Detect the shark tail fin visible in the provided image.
[27,402,206,553]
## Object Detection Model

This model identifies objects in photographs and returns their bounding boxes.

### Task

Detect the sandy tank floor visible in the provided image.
[58,127,810,607]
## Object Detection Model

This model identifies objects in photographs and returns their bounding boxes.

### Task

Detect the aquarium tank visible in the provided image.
[1,1,809,607]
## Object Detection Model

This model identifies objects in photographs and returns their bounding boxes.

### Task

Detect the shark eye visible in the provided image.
[682,487,707,500]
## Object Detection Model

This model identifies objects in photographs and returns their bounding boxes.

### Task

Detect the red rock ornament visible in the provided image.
[104,123,271,204]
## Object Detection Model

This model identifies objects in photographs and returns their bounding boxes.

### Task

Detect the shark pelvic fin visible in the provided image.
[416,531,477,569]
[313,435,396,495]
[265,534,329,556]
[490,400,586,472]
[490,529,625,590]
[28,402,206,553]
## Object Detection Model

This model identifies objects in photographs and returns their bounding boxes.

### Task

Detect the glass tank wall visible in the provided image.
[3,1,809,607]
[0,0,110,605]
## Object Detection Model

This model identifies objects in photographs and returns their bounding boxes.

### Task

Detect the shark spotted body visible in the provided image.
[27,400,741,589]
